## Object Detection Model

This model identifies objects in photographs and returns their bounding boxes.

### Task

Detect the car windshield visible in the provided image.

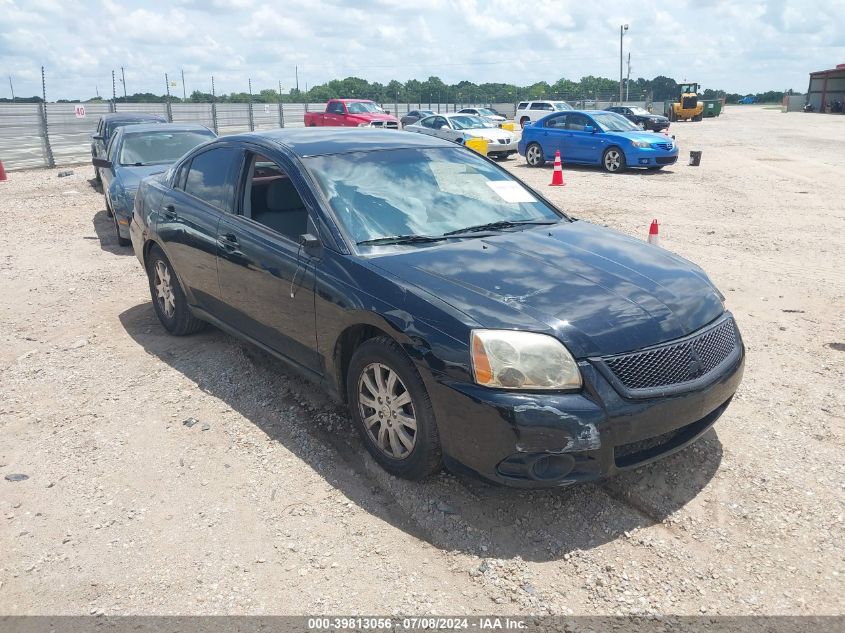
[591,112,640,132]
[450,115,489,130]
[553,102,573,111]
[304,147,564,250]
[629,107,651,115]
[346,101,384,114]
[477,108,498,116]
[418,110,434,116]
[119,130,214,166]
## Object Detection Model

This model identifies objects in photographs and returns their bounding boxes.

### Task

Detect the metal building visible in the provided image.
[806,64,845,112]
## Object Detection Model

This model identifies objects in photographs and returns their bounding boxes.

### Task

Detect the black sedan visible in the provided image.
[606,106,670,132]
[130,129,744,487]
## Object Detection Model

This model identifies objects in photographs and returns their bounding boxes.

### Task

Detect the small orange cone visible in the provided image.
[549,150,565,186]
[648,219,660,246]
[0,160,6,182]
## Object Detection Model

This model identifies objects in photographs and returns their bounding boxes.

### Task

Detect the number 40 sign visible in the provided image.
[74,105,86,118]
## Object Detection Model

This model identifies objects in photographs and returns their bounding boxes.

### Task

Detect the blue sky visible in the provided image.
[1,0,843,100]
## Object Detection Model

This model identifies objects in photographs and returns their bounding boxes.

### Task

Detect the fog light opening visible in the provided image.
[530,454,575,481]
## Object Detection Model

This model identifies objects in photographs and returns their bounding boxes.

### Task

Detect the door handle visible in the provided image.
[162,204,177,220]
[220,233,239,250]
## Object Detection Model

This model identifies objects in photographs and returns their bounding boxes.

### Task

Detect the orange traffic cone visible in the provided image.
[0,160,6,182]
[648,219,660,246]
[549,150,565,186]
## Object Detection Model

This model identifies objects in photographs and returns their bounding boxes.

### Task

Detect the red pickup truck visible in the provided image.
[304,99,399,129]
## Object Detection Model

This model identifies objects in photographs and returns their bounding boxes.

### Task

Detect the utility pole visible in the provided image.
[626,52,631,102]
[121,66,127,99]
[8,75,14,101]
[111,69,116,112]
[181,68,186,101]
[295,65,299,92]
[619,24,628,104]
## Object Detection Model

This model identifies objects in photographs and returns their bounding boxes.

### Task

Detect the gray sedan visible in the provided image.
[400,109,435,128]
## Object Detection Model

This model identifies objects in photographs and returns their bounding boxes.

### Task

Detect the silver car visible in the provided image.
[405,113,518,159]
[458,107,507,125]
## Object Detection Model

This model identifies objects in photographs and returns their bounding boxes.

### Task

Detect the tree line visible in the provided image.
[0,75,793,105]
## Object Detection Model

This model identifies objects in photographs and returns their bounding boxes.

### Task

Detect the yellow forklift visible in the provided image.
[667,83,705,122]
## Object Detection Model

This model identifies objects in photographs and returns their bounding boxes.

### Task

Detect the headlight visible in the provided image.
[632,140,652,148]
[470,330,581,390]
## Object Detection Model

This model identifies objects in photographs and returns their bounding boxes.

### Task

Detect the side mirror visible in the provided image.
[92,134,104,141]
[439,125,449,130]
[92,157,112,169]
[584,125,596,134]
[299,233,322,257]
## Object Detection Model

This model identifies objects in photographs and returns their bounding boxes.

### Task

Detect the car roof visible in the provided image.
[118,122,214,135]
[226,128,458,158]
[100,113,167,122]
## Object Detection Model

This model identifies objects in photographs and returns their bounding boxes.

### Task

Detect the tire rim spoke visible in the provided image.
[358,362,417,460]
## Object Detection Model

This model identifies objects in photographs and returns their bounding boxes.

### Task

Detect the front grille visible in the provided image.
[599,317,738,396]
[656,156,677,165]
[652,142,674,150]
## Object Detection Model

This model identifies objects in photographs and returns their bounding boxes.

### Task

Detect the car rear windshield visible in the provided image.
[346,101,384,114]
[553,102,573,111]
[591,112,639,132]
[629,107,651,115]
[304,147,563,250]
[119,130,214,166]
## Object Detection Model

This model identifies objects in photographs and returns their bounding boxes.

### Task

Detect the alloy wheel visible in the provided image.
[154,260,176,318]
[357,362,417,459]
[526,144,543,166]
[604,149,623,172]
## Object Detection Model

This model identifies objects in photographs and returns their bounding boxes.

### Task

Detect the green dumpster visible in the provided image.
[702,99,723,117]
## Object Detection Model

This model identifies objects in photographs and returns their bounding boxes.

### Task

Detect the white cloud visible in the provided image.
[0,0,843,99]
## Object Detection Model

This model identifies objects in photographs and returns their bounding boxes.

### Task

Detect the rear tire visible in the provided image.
[525,142,545,167]
[146,245,205,336]
[520,117,530,128]
[347,336,442,480]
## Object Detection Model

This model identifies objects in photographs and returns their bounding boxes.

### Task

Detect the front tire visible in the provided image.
[602,147,626,173]
[146,245,205,336]
[347,336,442,480]
[525,142,545,167]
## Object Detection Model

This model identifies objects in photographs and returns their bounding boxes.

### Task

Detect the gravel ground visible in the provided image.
[0,106,842,616]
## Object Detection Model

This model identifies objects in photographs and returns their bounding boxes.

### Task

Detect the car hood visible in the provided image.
[609,130,674,143]
[115,164,169,189]
[466,128,515,141]
[368,221,724,358]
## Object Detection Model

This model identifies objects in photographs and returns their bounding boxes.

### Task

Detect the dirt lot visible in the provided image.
[0,106,843,616]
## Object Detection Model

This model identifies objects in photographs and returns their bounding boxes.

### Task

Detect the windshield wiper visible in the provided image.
[357,234,451,246]
[443,219,558,236]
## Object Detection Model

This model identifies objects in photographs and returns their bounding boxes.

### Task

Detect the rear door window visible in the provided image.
[517,102,529,110]
[184,146,241,212]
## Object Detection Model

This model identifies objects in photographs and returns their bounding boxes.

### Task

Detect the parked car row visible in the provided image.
[85,99,738,491]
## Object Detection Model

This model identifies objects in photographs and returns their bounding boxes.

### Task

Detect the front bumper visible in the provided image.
[485,140,518,155]
[626,147,679,167]
[428,322,745,488]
